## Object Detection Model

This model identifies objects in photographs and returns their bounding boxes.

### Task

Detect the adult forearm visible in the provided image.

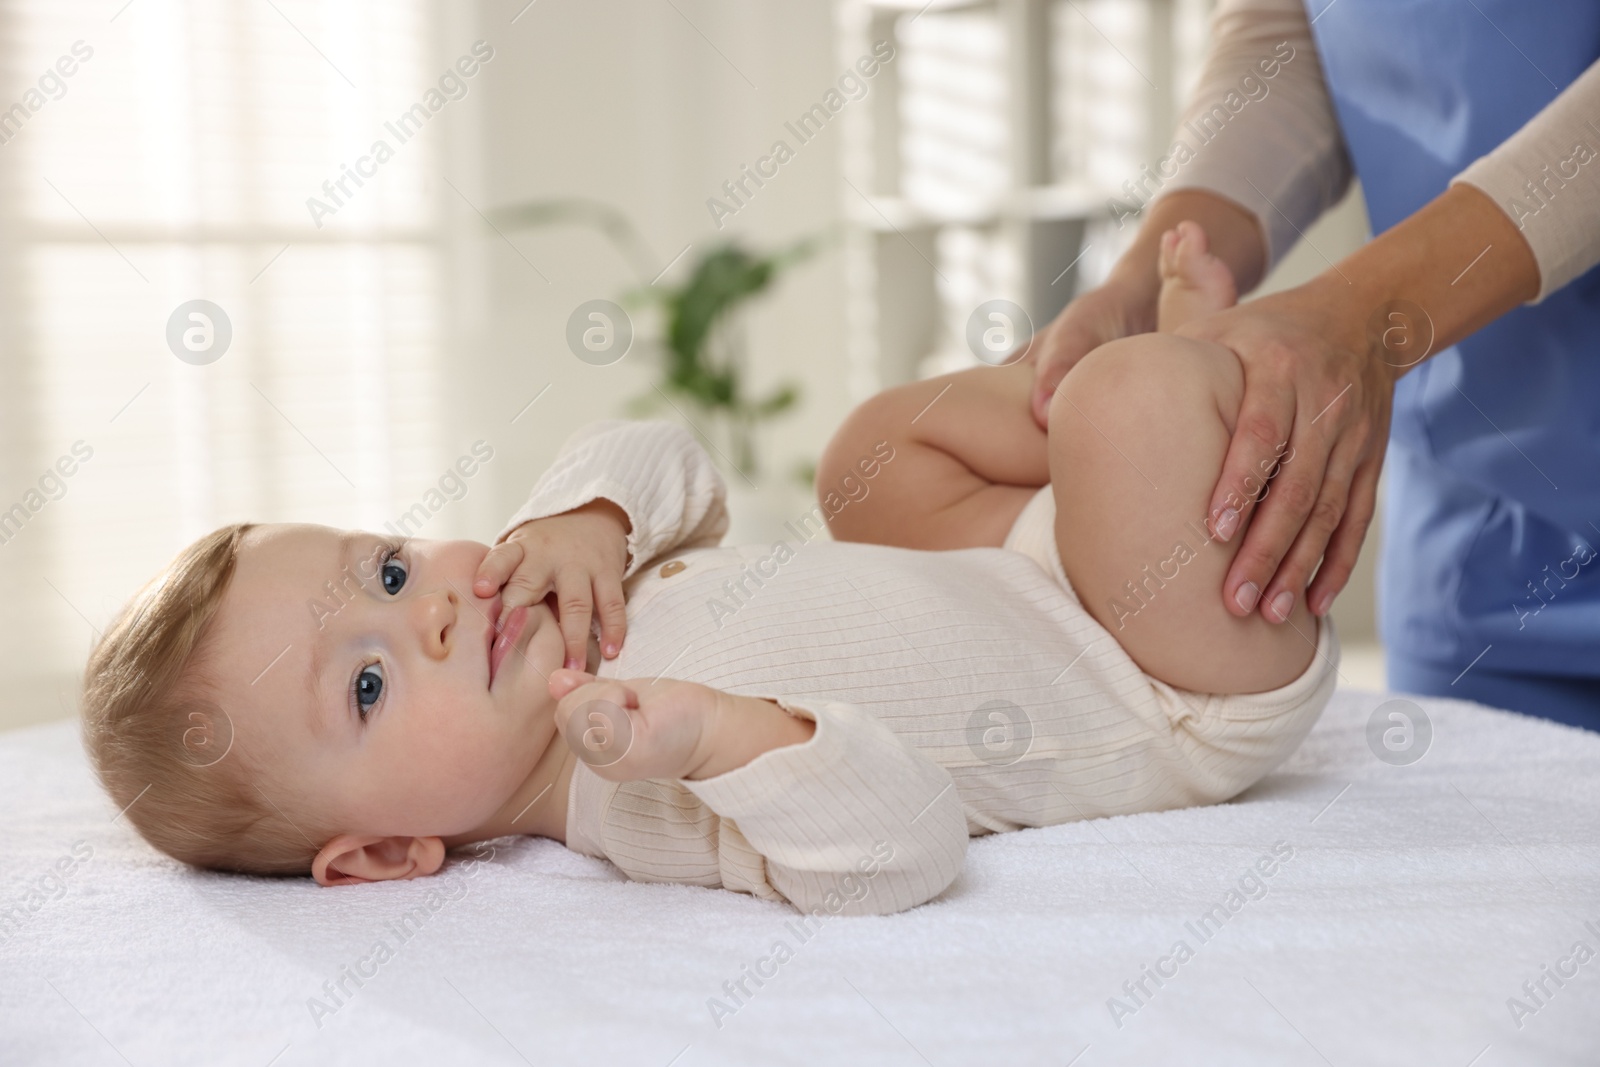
[1308,182,1540,382]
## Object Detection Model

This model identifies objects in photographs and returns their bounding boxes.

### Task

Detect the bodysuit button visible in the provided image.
[659,560,686,578]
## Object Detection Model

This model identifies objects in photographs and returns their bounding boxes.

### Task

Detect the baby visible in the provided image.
[82,223,1337,916]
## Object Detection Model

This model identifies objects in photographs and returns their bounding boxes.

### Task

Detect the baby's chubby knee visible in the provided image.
[1045,333,1243,557]
[1047,333,1244,447]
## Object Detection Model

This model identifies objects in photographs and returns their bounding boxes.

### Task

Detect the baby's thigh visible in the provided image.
[1046,334,1318,695]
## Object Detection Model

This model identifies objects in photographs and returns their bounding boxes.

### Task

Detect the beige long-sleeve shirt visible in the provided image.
[1157,0,1600,301]
[496,420,1338,916]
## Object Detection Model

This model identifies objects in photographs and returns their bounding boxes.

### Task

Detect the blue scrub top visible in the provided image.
[1307,0,1600,728]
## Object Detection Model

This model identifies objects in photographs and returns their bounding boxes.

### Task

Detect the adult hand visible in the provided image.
[1026,274,1157,429]
[1176,274,1397,623]
[1028,191,1269,428]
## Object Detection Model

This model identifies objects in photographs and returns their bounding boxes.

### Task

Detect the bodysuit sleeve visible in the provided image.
[567,696,970,916]
[496,419,729,578]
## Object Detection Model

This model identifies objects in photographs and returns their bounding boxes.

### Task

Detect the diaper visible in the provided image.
[1001,481,1341,791]
[1002,486,1078,603]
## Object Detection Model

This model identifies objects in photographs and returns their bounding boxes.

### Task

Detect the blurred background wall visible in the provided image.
[0,0,1379,733]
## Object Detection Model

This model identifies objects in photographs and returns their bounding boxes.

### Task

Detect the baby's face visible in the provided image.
[206,524,565,841]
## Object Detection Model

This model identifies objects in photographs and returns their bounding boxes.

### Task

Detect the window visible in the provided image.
[0,0,453,725]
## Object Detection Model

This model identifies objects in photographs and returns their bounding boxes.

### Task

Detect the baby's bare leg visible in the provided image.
[1047,333,1319,694]
[819,359,1048,550]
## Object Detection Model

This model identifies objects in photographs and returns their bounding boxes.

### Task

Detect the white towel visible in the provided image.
[2,687,1597,1065]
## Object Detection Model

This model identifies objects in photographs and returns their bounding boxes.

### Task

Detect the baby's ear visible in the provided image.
[312,834,444,886]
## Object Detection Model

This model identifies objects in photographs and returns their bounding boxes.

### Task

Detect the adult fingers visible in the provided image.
[1307,445,1384,617]
[593,573,628,659]
[473,540,525,598]
[554,569,594,671]
[1258,427,1365,622]
[1207,352,1297,547]
[1030,316,1099,428]
[1030,282,1153,428]
[1224,413,1338,622]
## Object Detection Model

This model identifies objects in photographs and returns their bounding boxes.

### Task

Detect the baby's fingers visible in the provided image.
[554,570,594,672]
[552,675,640,772]
[548,667,596,701]
[473,540,525,598]
[594,573,627,659]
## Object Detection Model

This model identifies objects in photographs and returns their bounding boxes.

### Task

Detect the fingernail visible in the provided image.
[565,656,582,671]
[1214,508,1239,541]
[1269,590,1294,621]
[1313,591,1332,616]
[604,643,617,657]
[1234,580,1260,613]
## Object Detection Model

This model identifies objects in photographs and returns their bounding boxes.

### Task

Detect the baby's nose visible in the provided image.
[413,588,458,656]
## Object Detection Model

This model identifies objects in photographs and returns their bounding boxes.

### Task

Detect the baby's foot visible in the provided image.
[1156,220,1238,330]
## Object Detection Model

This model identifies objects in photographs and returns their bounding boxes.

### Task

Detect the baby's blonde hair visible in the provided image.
[82,522,320,875]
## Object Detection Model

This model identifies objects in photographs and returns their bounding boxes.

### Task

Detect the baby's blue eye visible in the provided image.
[380,556,407,595]
[355,664,384,718]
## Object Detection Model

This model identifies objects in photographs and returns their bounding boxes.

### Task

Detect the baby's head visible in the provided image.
[82,524,568,884]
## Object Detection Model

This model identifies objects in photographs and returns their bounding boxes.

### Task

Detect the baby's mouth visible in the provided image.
[488,605,528,689]
[487,592,558,689]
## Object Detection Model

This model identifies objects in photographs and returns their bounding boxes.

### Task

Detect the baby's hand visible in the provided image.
[548,670,720,782]
[475,499,632,671]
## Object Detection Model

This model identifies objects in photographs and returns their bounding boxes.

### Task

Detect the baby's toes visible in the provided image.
[1158,227,1183,281]
[1173,223,1236,305]
[1171,220,1210,274]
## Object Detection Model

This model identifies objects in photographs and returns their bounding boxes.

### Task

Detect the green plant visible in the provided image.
[484,197,817,481]
[621,239,815,479]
